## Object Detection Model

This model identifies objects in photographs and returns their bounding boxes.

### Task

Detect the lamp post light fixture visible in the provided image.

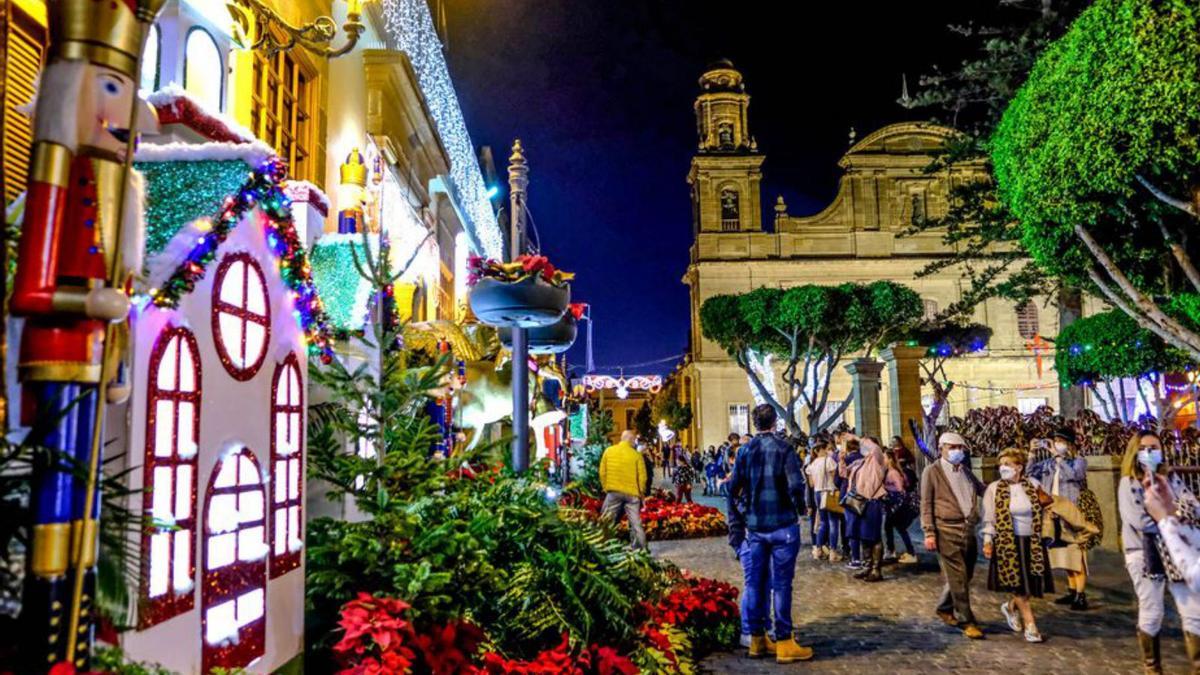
[227,0,369,58]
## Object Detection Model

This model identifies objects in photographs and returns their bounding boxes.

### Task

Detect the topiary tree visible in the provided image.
[1054,309,1193,423]
[700,281,924,438]
[992,0,1200,359]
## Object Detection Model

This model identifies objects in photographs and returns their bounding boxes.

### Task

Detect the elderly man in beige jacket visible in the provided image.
[921,432,986,639]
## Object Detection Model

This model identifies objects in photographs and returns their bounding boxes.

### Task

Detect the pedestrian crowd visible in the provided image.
[593,406,1200,673]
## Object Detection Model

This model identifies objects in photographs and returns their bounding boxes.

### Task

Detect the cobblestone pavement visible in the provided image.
[651,471,1190,674]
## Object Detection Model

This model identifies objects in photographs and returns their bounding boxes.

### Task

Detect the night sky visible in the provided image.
[442,1,976,376]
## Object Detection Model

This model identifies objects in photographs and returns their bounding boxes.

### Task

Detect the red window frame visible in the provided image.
[212,252,271,381]
[270,352,304,577]
[139,326,201,629]
[202,447,267,673]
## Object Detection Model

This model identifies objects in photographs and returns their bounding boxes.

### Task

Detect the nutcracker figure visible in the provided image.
[337,148,368,234]
[11,0,162,670]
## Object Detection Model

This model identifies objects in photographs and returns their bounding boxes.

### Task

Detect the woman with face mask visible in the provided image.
[1119,431,1200,674]
[1026,427,1093,610]
[982,448,1055,643]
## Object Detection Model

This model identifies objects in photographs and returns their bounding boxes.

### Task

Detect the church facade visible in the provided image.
[680,61,1066,450]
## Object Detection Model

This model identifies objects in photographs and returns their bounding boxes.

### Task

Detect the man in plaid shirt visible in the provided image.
[728,404,813,664]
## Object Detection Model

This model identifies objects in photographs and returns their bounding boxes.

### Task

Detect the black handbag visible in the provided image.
[841,489,868,516]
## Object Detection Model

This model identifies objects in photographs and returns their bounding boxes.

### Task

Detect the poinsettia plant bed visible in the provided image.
[560,493,727,541]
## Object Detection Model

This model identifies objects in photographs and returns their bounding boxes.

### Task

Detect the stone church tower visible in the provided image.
[678,61,1067,452]
[688,60,763,234]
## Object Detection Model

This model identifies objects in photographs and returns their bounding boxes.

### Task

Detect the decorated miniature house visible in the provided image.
[107,95,332,673]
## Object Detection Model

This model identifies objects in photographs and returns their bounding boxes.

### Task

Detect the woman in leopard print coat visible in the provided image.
[982,448,1055,644]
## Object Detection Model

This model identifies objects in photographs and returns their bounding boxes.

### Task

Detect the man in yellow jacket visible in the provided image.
[600,430,648,549]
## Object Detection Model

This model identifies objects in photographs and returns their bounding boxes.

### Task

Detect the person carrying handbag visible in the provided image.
[883,450,919,565]
[805,441,842,561]
[847,437,890,582]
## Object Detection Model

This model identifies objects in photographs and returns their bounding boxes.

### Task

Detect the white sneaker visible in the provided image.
[812,546,822,560]
[829,550,844,562]
[739,633,753,648]
[1001,601,1023,633]
[820,545,830,560]
[898,553,918,565]
[1024,627,1043,643]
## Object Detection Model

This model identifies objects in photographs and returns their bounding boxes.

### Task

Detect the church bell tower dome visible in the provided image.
[695,59,756,153]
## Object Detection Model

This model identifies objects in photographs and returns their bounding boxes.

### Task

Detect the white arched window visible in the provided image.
[184,27,223,111]
[140,326,200,628]
[202,447,267,672]
[140,23,160,93]
[212,252,270,380]
[270,353,303,577]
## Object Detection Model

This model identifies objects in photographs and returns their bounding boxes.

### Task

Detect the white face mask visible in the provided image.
[999,465,1018,482]
[1053,442,1069,456]
[1138,449,1163,473]
[946,448,966,465]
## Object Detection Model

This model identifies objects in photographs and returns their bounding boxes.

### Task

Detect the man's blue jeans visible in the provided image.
[741,523,800,641]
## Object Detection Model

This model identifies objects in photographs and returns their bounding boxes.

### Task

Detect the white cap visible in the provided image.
[938,432,967,447]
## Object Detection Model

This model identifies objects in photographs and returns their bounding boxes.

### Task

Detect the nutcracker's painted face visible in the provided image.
[83,66,137,158]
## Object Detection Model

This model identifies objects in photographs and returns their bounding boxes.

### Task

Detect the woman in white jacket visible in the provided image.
[1121,431,1200,674]
[805,441,842,562]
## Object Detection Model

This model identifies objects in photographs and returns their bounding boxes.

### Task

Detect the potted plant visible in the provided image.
[467,254,572,327]
[499,303,582,354]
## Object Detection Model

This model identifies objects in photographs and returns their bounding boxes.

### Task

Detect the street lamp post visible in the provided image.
[508,140,531,472]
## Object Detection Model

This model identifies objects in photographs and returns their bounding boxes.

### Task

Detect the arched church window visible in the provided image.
[720,188,740,232]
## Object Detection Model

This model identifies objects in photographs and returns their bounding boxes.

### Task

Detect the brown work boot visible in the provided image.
[1137,630,1163,675]
[1184,632,1200,674]
[962,623,984,640]
[774,637,814,663]
[747,634,776,658]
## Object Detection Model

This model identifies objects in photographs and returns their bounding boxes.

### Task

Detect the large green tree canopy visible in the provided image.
[1054,308,1193,421]
[992,0,1200,356]
[700,281,923,437]
[1055,309,1190,385]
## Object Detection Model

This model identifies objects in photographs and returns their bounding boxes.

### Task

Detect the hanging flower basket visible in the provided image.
[499,311,578,354]
[467,255,573,328]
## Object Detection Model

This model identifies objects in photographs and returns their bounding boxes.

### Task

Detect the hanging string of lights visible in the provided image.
[379,0,504,259]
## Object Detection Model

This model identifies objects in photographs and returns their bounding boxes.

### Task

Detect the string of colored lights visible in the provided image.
[144,157,336,363]
[379,0,504,259]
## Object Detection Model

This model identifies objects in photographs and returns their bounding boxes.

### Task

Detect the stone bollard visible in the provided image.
[1085,454,1122,552]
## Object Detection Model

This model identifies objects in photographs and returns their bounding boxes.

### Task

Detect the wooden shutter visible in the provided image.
[2,0,46,205]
